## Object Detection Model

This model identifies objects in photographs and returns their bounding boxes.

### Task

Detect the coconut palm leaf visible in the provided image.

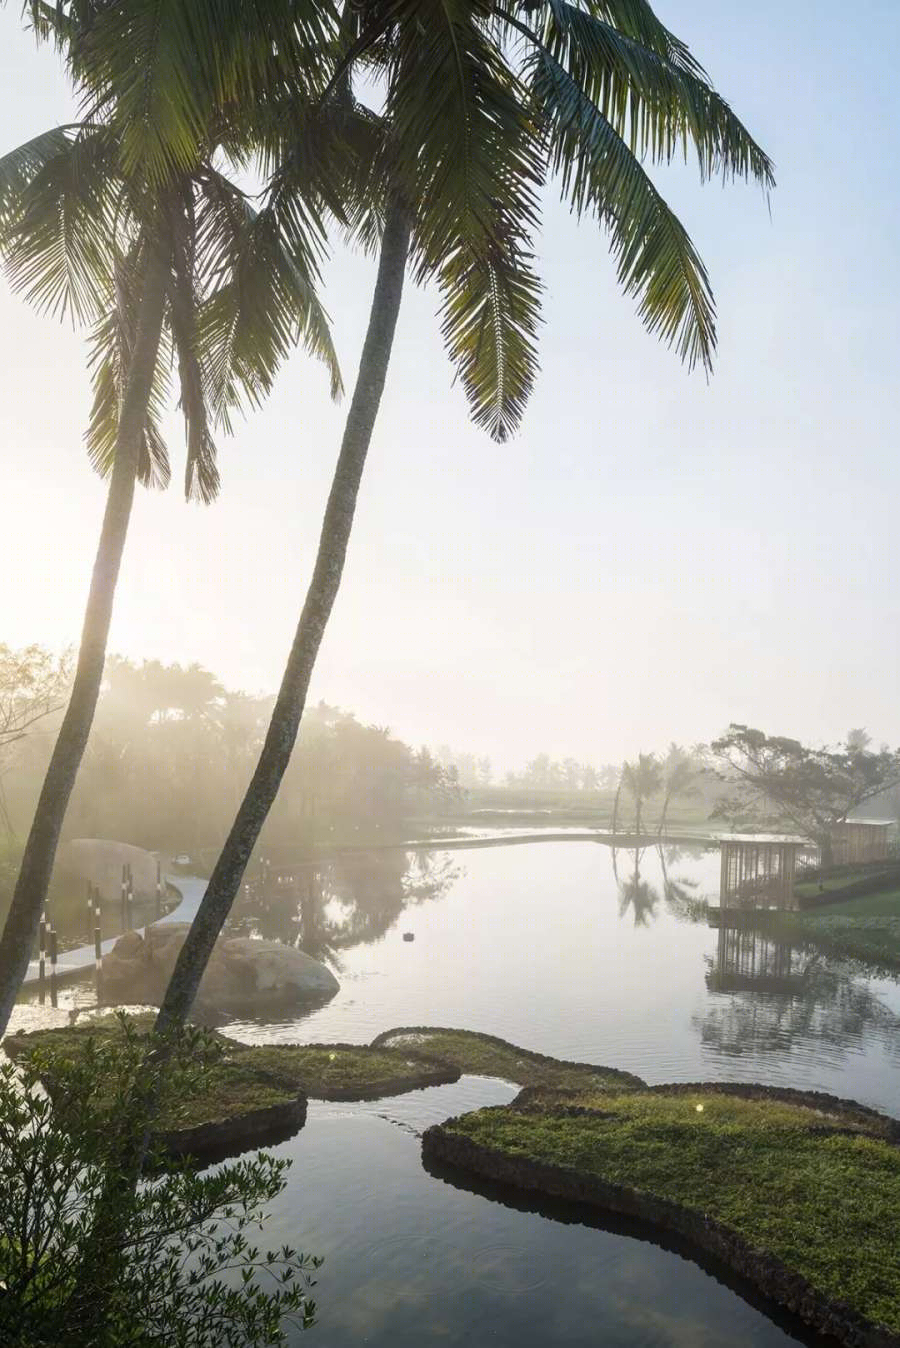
[531,46,715,370]
[538,2,773,185]
[437,239,542,442]
[85,241,173,491]
[195,168,341,429]
[38,0,342,185]
[168,203,220,504]
[382,0,544,436]
[0,126,82,230]
[0,126,122,323]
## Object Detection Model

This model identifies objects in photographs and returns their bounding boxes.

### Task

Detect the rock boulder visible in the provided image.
[99,923,339,1015]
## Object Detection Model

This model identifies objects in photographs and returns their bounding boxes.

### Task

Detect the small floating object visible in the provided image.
[695,1103,704,1113]
[402,932,415,942]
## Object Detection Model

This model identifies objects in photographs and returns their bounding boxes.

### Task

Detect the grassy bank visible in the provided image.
[426,1086,900,1345]
[3,1020,466,1155]
[773,887,900,970]
[371,1026,645,1090]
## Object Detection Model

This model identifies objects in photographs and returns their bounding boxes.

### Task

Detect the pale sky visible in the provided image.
[1,2,898,770]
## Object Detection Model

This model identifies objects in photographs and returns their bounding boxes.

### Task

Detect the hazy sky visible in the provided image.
[1,2,898,771]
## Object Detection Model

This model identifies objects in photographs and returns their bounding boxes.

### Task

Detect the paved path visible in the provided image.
[21,875,207,989]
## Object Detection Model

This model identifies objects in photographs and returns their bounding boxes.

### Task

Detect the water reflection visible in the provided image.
[699,920,900,1062]
[614,847,660,928]
[226,850,460,964]
[613,845,709,928]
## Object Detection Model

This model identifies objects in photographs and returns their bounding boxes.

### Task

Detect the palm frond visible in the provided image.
[167,192,219,503]
[532,47,715,370]
[536,2,774,186]
[385,0,544,435]
[388,0,543,270]
[437,240,542,441]
[0,126,122,323]
[195,168,341,429]
[69,0,211,183]
[59,0,342,184]
[584,0,710,78]
[85,240,172,489]
[0,126,79,233]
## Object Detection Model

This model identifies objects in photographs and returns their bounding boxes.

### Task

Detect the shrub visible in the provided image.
[0,1018,321,1346]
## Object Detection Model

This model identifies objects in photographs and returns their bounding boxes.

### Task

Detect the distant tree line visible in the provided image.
[0,647,460,862]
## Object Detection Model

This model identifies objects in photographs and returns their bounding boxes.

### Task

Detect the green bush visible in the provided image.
[0,1018,321,1346]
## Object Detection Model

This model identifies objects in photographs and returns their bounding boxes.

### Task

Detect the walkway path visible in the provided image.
[21,875,207,990]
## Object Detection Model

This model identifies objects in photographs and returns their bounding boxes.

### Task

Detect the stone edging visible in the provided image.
[369,1026,646,1089]
[422,1122,899,1348]
[158,1094,308,1162]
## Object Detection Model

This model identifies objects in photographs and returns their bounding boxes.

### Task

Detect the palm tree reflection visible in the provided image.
[615,847,660,928]
[228,850,459,964]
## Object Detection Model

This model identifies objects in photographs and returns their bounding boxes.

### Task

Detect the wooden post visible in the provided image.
[49,926,58,1005]
[94,899,102,976]
[38,911,46,997]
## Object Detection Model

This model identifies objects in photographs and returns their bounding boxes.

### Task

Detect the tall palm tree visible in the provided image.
[0,106,340,1034]
[621,753,662,838]
[657,743,698,837]
[156,0,775,1032]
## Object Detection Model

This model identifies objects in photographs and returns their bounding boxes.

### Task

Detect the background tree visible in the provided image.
[620,753,662,837]
[0,645,70,838]
[657,742,700,837]
[709,724,900,864]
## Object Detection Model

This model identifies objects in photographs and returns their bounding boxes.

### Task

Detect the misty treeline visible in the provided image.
[0,645,460,860]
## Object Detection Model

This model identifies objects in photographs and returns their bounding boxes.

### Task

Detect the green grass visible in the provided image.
[802,887,900,920]
[2,1020,299,1137]
[439,1088,900,1335]
[769,887,900,969]
[371,1026,645,1091]
[3,1022,460,1107]
[226,1043,459,1099]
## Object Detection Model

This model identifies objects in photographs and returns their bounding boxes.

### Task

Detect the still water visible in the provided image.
[226,840,899,1347]
[15,839,900,1345]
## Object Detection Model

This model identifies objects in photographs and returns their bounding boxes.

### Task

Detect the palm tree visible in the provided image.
[657,743,699,837]
[0,91,340,1033]
[621,753,662,838]
[156,0,774,1032]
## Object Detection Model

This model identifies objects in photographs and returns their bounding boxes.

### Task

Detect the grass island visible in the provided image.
[424,1079,900,1348]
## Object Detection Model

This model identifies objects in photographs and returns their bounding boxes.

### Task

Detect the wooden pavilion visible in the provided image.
[718,836,807,910]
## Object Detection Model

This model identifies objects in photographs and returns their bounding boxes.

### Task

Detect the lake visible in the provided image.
[226,839,900,1346]
[14,838,900,1344]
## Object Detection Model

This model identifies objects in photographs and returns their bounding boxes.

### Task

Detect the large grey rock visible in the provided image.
[99,923,338,1014]
[61,839,160,903]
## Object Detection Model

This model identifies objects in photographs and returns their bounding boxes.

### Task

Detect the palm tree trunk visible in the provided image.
[155,200,411,1034]
[612,778,622,838]
[657,787,672,839]
[0,248,168,1037]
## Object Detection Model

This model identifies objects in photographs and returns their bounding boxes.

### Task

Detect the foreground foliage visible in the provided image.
[0,1024,320,1346]
[432,1086,900,1337]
